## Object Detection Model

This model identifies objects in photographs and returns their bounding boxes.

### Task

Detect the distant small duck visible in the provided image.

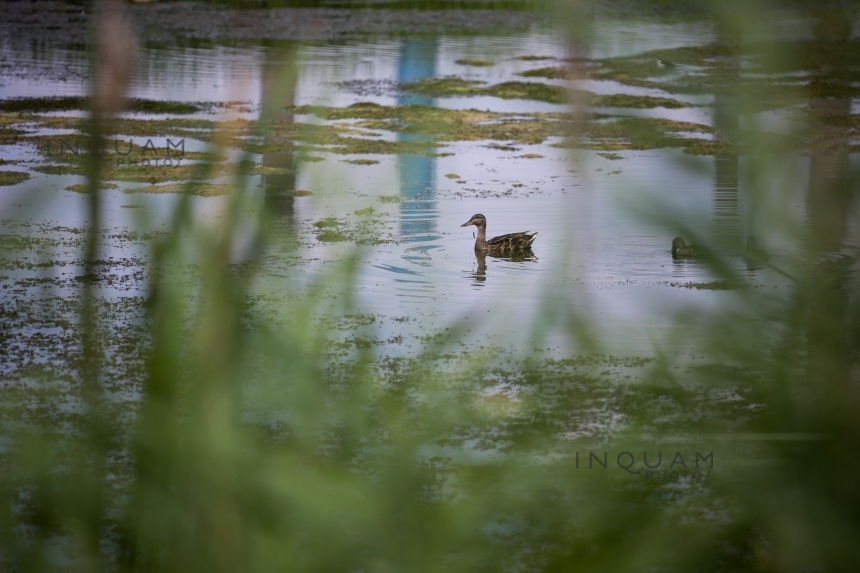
[672,237,710,259]
[461,213,538,255]
[656,57,676,69]
[742,236,769,264]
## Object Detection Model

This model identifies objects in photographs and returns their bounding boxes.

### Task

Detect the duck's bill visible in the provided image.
[461,221,473,227]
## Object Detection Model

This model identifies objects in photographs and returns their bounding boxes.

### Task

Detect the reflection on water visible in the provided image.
[397,38,438,243]
[465,252,539,288]
[262,42,300,249]
[712,93,740,253]
[467,253,488,286]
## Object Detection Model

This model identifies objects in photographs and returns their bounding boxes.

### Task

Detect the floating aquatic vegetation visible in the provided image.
[0,170,30,186]
[517,66,569,79]
[516,55,557,61]
[124,183,233,197]
[455,58,495,66]
[314,217,340,229]
[65,182,120,193]
[0,96,204,114]
[316,230,348,242]
[400,77,691,107]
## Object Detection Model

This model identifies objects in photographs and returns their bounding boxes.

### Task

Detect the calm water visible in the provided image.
[2,19,857,357]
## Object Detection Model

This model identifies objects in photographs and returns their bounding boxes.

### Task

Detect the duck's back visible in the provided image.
[487,231,538,252]
[674,244,711,258]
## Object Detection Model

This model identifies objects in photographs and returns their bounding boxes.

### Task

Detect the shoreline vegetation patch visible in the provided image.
[343,76,694,108]
[587,40,860,108]
[0,170,30,186]
[0,96,235,115]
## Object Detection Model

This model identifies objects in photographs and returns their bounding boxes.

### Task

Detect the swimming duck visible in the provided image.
[461,213,538,255]
[742,236,769,264]
[671,237,710,259]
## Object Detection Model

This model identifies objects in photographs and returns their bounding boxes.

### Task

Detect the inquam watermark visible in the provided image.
[573,450,714,480]
[41,137,186,167]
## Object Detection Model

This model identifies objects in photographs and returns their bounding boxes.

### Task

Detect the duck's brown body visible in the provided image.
[461,214,538,256]
[671,237,710,259]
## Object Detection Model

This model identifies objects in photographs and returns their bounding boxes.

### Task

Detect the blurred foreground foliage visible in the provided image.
[2,1,860,572]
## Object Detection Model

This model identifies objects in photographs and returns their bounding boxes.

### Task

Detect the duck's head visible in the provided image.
[461,214,487,228]
[672,237,686,251]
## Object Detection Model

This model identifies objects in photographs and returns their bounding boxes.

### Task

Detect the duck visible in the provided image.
[671,237,710,259]
[742,236,769,264]
[461,213,538,255]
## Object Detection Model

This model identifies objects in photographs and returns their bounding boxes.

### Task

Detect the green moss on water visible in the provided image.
[314,218,340,229]
[127,99,203,115]
[589,39,860,112]
[681,139,736,156]
[28,114,220,140]
[0,97,203,114]
[593,93,689,109]
[563,118,665,150]
[0,112,26,128]
[0,171,30,186]
[303,104,571,145]
[667,281,739,291]
[557,117,713,152]
[0,126,26,145]
[516,55,556,61]
[487,81,568,103]
[124,183,233,197]
[517,67,568,79]
[379,195,400,204]
[317,231,348,242]
[401,77,486,98]
[65,182,120,193]
[308,213,396,246]
[34,161,236,184]
[32,164,78,176]
[597,152,623,160]
[399,77,568,104]
[343,159,380,165]
[455,58,495,67]
[399,77,689,107]
[260,122,435,156]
